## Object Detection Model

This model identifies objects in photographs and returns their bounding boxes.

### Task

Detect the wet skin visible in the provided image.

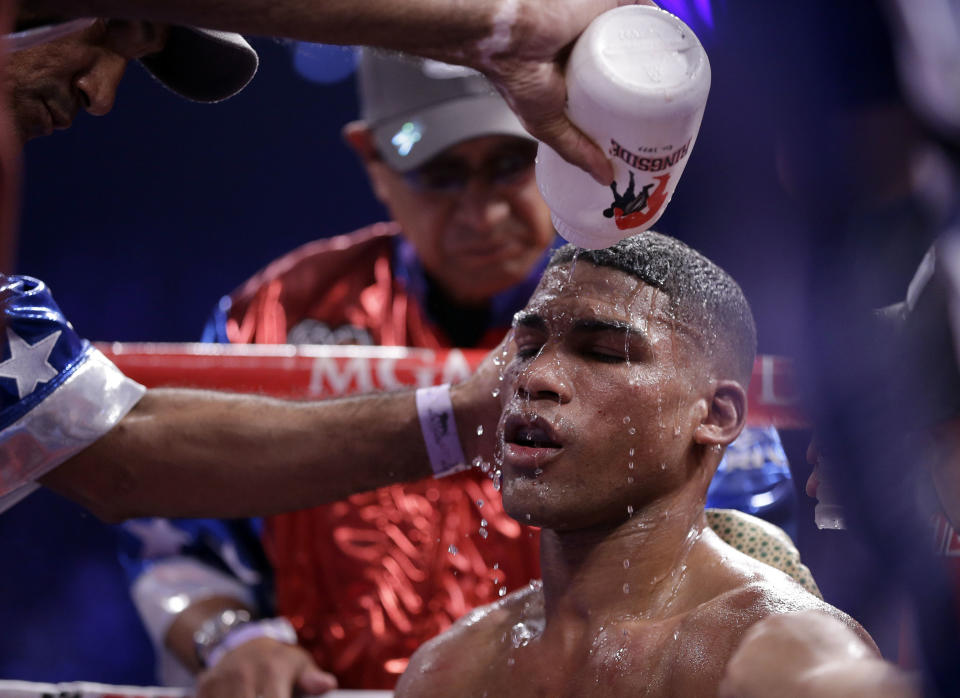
[396,262,877,697]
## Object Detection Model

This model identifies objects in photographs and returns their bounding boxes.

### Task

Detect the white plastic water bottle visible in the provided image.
[536,5,711,249]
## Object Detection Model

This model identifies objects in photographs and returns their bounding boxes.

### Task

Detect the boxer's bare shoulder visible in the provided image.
[658,541,873,695]
[395,583,537,697]
[398,532,872,698]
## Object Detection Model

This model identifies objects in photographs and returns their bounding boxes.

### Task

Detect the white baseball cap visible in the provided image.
[6,19,258,103]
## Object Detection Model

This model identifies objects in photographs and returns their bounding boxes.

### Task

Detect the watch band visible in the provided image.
[192,608,252,668]
[205,616,299,668]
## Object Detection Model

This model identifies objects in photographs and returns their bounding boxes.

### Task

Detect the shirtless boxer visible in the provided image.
[396,232,875,697]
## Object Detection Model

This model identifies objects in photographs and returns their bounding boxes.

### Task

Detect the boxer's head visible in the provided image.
[5,15,258,143]
[344,51,554,306]
[497,232,756,531]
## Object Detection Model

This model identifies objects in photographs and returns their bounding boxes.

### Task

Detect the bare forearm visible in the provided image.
[42,386,439,521]
[23,0,496,58]
[22,0,637,181]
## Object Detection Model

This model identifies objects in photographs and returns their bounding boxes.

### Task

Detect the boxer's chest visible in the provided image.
[474,616,688,697]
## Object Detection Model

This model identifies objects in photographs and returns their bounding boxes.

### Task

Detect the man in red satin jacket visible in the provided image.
[150,49,556,693]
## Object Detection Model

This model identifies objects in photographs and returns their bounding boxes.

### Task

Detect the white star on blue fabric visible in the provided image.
[0,327,61,399]
[122,518,193,559]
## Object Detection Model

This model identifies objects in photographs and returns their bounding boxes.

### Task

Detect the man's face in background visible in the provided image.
[349,127,556,307]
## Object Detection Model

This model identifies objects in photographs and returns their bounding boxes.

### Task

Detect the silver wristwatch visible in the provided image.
[193,608,252,667]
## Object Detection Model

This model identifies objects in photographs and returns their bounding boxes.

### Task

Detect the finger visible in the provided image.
[497,62,614,185]
[258,675,288,698]
[196,673,256,698]
[531,111,613,185]
[297,665,339,694]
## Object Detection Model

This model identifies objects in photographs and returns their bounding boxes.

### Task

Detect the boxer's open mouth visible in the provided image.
[512,426,561,449]
[502,413,563,469]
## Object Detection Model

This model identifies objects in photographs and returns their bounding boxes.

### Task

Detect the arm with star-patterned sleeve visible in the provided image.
[0,274,503,522]
[0,274,145,512]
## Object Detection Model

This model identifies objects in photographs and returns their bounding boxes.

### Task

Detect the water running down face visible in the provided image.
[496,260,716,532]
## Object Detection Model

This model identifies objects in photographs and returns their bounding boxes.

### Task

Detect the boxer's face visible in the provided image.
[497,262,712,532]
[5,19,169,143]
[361,134,554,306]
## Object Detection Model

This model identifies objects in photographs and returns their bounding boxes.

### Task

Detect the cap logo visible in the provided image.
[392,122,423,157]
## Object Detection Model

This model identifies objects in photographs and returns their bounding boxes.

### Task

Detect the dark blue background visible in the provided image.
[17,39,379,343]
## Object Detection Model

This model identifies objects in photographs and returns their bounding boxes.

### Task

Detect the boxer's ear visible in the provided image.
[342,121,379,162]
[343,121,392,201]
[693,380,747,447]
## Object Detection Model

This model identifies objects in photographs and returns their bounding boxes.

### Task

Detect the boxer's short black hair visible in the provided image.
[549,231,757,385]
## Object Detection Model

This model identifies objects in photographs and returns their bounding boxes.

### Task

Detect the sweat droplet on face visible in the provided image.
[477,425,484,436]
[510,622,538,648]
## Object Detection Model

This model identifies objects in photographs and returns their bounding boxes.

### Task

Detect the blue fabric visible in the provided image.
[200,294,233,344]
[117,516,274,617]
[123,294,273,623]
[0,274,91,430]
[707,425,797,537]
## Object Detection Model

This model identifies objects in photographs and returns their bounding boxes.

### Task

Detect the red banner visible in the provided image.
[99,343,807,428]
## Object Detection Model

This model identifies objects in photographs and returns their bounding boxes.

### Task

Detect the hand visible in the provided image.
[464,0,658,184]
[719,610,915,698]
[452,333,515,466]
[195,637,337,698]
